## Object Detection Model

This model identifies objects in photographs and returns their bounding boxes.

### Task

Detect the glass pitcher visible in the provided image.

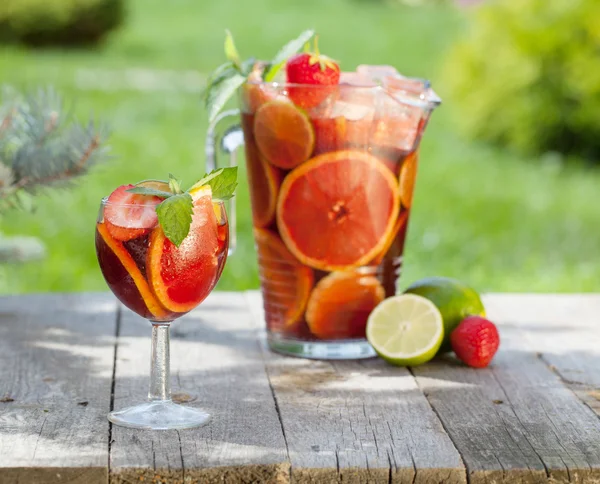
[206,65,440,360]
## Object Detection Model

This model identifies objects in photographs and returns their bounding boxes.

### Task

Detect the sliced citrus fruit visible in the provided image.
[306,271,385,340]
[254,99,315,169]
[135,179,170,191]
[399,151,418,208]
[96,222,169,320]
[147,186,221,313]
[312,116,347,156]
[366,294,444,366]
[370,210,408,266]
[254,228,314,331]
[276,150,400,271]
[245,137,282,228]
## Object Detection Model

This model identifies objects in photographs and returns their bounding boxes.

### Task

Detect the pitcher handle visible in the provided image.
[205,109,244,255]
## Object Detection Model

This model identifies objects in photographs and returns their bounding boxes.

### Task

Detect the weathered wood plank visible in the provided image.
[0,293,117,484]
[484,294,600,416]
[109,292,289,483]
[412,294,600,484]
[246,291,466,484]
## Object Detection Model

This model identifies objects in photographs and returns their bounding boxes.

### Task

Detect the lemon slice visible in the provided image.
[366,294,444,366]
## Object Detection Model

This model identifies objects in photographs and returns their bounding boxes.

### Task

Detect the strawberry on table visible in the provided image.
[286,36,341,109]
[450,316,500,368]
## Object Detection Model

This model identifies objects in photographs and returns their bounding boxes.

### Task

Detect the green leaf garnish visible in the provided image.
[206,73,246,124]
[204,29,316,122]
[224,30,242,70]
[126,187,172,198]
[155,193,193,247]
[189,167,238,201]
[264,30,316,82]
[168,174,183,194]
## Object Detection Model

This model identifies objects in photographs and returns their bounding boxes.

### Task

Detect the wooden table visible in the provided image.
[1,292,600,483]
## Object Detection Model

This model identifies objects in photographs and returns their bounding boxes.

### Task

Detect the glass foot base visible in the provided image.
[108,401,210,430]
[268,335,376,360]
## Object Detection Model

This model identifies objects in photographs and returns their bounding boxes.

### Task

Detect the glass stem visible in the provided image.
[148,323,172,402]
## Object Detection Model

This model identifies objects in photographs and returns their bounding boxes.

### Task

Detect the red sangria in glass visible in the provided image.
[96,172,234,429]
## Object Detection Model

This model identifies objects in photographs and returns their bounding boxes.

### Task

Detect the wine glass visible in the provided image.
[95,188,228,430]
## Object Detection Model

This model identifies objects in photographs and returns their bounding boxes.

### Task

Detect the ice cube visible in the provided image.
[339,72,376,87]
[356,65,400,84]
[330,100,375,121]
[370,90,424,153]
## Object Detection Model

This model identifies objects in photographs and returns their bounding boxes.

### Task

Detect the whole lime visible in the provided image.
[404,276,485,351]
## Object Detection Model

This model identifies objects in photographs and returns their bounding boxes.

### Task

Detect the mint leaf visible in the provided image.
[126,187,173,198]
[264,30,316,82]
[224,30,242,70]
[168,174,183,194]
[156,193,193,247]
[202,62,236,103]
[188,168,224,193]
[187,167,238,201]
[207,72,246,124]
[204,166,238,201]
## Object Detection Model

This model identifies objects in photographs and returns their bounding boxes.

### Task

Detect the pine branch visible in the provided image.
[0,86,111,212]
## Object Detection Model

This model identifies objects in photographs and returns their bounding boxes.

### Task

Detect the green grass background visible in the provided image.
[1,0,598,294]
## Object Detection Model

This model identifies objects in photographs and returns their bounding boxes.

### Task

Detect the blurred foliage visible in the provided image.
[443,0,600,161]
[0,0,124,46]
[0,86,110,263]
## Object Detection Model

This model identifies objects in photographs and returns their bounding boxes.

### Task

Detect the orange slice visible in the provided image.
[254,228,314,331]
[312,116,347,156]
[97,222,169,320]
[245,137,282,228]
[254,99,315,169]
[399,151,418,208]
[370,210,409,266]
[147,187,221,313]
[276,150,400,271]
[306,271,385,340]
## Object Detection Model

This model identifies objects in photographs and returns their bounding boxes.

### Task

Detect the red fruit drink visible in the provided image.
[237,69,440,358]
[96,187,229,322]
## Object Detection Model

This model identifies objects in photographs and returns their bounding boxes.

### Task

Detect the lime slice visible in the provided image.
[366,294,444,366]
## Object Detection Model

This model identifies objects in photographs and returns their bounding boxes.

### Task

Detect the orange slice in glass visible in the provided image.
[147,187,220,314]
[277,150,400,271]
[370,210,409,266]
[254,228,314,331]
[399,151,418,208]
[306,271,385,340]
[97,222,169,320]
[254,99,315,169]
[245,137,282,228]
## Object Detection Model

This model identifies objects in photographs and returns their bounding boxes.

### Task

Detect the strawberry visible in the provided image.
[103,184,162,241]
[286,37,340,109]
[450,316,500,368]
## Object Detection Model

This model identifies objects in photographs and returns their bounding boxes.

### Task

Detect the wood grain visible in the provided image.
[484,294,600,417]
[246,291,466,484]
[109,292,289,483]
[0,293,117,484]
[412,294,600,484]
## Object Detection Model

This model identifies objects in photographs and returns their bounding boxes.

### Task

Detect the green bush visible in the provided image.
[0,0,124,46]
[443,0,600,161]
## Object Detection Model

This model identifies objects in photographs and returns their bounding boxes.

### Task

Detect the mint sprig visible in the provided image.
[203,29,316,123]
[264,30,315,82]
[155,193,194,247]
[125,168,237,247]
[188,167,238,201]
